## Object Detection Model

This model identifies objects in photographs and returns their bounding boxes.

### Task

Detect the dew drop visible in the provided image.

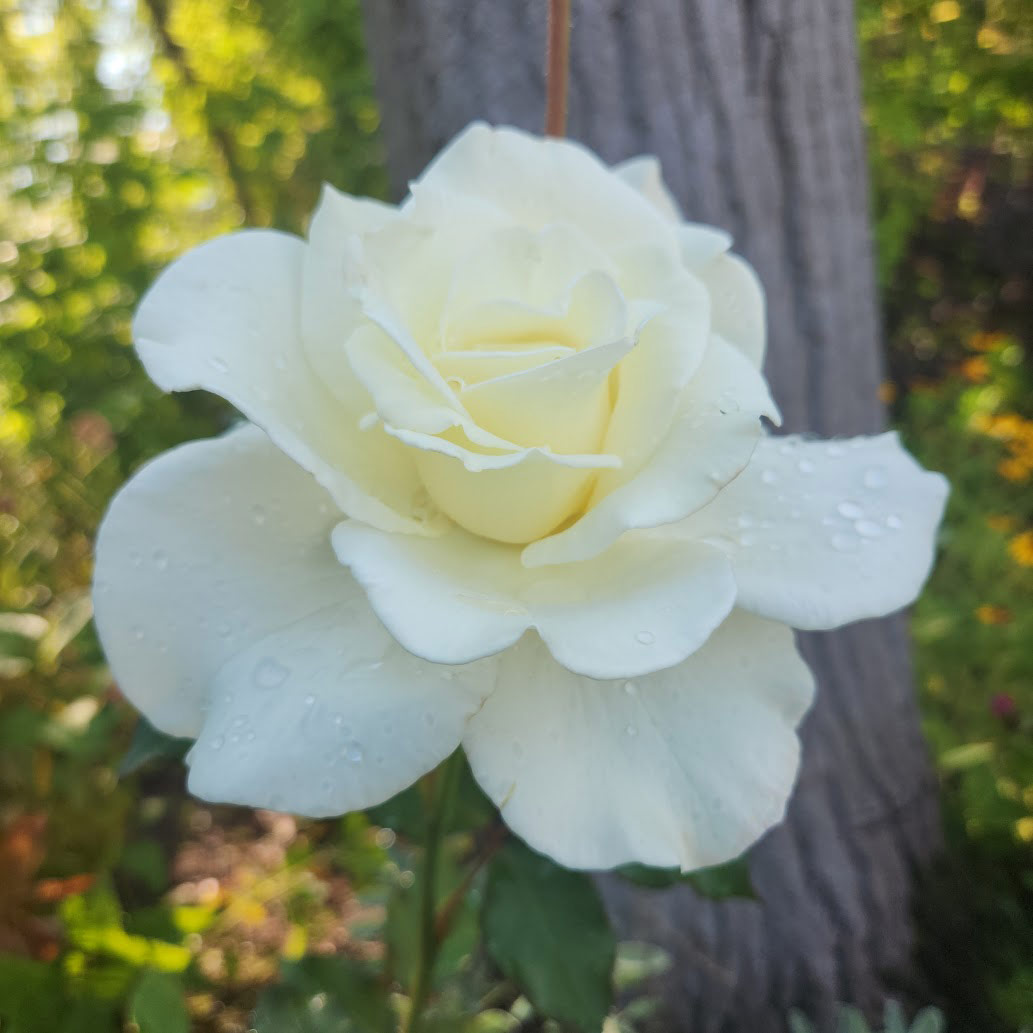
[836,501,863,520]
[635,630,656,645]
[132,625,145,641]
[863,466,887,489]
[826,444,845,457]
[152,549,168,570]
[736,514,754,529]
[344,742,364,764]
[253,657,289,689]
[625,724,638,737]
[251,504,267,526]
[855,519,883,538]
[760,469,778,486]
[738,532,757,547]
[217,622,232,638]
[208,356,229,373]
[623,680,637,696]
[304,694,316,707]
[797,459,815,474]
[886,514,902,529]
[211,736,225,751]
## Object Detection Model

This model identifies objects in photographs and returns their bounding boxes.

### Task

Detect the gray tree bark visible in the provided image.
[359,2,941,1029]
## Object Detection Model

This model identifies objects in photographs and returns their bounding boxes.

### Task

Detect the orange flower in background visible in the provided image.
[960,356,990,383]
[975,604,1012,626]
[1008,531,1033,568]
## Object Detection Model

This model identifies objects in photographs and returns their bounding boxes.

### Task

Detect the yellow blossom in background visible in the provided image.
[1008,531,1033,568]
[975,604,1012,626]
[987,514,1016,533]
[1016,817,1033,843]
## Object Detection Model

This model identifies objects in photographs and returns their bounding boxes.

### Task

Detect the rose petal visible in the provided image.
[696,252,766,368]
[133,230,424,534]
[93,423,491,810]
[416,123,678,253]
[460,335,634,454]
[523,335,779,566]
[463,611,813,870]
[671,433,949,629]
[187,606,494,817]
[332,522,736,679]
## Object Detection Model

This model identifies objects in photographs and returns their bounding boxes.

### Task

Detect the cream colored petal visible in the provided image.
[523,335,778,566]
[333,522,735,679]
[696,252,766,368]
[463,611,813,871]
[134,229,424,534]
[670,433,949,629]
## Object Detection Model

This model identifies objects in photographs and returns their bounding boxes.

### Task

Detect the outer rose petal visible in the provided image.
[133,230,425,534]
[93,424,492,812]
[671,433,949,629]
[332,522,736,680]
[522,335,779,567]
[416,123,678,254]
[463,612,814,871]
[696,253,766,369]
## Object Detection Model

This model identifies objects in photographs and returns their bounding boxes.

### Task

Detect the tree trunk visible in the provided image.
[360,2,941,1029]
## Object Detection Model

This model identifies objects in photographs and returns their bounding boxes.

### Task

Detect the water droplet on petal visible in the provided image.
[855,519,882,538]
[132,625,144,641]
[797,459,815,474]
[152,549,168,570]
[738,532,757,547]
[863,466,887,489]
[344,742,364,764]
[208,356,229,373]
[625,724,638,737]
[623,681,637,696]
[211,736,225,751]
[886,514,902,529]
[826,444,845,457]
[254,657,289,689]
[837,501,863,519]
[304,694,316,706]
[251,504,267,526]
[760,469,778,486]
[635,631,655,645]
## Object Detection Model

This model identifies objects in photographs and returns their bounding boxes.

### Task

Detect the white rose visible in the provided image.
[93,124,947,871]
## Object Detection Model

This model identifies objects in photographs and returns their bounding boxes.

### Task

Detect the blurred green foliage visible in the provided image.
[0,0,1031,1029]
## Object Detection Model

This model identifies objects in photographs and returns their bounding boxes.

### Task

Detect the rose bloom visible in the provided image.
[94,125,947,871]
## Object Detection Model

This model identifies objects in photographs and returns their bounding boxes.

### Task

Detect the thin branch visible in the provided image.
[544,0,571,137]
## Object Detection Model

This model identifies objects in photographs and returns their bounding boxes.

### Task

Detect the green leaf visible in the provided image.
[118,717,191,776]
[129,971,189,1033]
[251,956,393,1033]
[883,1001,908,1033]
[909,1008,946,1033]
[616,857,757,900]
[837,1006,872,1033]
[128,972,188,1033]
[685,859,757,901]
[788,1011,816,1033]
[483,840,615,1033]
[613,941,672,991]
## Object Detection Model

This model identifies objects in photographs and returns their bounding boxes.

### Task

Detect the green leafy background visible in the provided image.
[0,0,1031,1029]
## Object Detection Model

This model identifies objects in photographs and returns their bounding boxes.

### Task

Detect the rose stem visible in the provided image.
[406,750,463,1033]
[545,0,571,137]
